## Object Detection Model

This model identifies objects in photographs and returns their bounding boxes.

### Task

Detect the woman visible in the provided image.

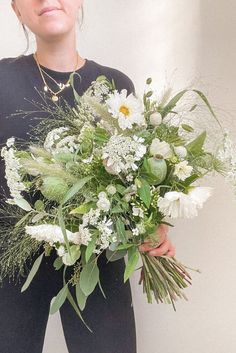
[0,1,176,352]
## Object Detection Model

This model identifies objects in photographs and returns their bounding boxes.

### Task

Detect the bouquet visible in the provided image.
[0,74,234,331]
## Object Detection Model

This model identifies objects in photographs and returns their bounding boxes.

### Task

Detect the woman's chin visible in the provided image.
[37,24,74,41]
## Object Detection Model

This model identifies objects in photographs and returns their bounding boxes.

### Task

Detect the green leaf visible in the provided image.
[124,251,140,283]
[70,202,96,215]
[53,257,63,270]
[137,178,151,208]
[21,252,44,292]
[15,198,32,212]
[62,176,92,205]
[85,234,98,263]
[80,260,100,296]
[181,124,194,132]
[63,245,81,266]
[50,283,68,314]
[192,89,222,129]
[69,72,82,103]
[116,218,127,244]
[58,206,70,254]
[162,90,188,118]
[76,282,87,311]
[116,243,135,250]
[116,184,126,195]
[186,131,206,155]
[105,248,127,262]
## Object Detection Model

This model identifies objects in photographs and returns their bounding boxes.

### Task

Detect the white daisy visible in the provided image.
[106,89,145,130]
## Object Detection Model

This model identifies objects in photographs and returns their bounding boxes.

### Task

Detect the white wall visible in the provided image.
[1,1,236,352]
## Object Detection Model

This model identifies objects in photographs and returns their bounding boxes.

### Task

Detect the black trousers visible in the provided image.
[0,250,137,353]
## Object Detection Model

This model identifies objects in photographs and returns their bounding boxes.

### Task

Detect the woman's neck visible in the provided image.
[35,31,85,72]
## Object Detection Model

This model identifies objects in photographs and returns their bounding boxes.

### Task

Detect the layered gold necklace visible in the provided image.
[33,52,79,102]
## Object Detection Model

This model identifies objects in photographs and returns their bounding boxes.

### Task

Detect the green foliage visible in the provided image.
[137,178,151,207]
[186,131,207,156]
[79,256,100,296]
[21,252,44,292]
[124,250,140,283]
[50,283,68,314]
[116,218,127,245]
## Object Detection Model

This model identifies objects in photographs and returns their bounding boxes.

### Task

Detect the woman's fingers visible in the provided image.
[148,239,171,257]
[165,245,176,257]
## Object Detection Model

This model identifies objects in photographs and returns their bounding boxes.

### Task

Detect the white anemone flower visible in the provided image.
[157,186,213,218]
[174,161,193,181]
[150,138,173,159]
[106,89,145,130]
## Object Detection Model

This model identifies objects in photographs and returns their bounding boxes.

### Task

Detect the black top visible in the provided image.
[0,54,135,200]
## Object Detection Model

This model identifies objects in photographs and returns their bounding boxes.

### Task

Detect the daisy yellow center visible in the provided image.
[119,105,130,117]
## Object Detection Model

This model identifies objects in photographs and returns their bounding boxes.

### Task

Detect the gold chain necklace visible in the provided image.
[33,52,79,102]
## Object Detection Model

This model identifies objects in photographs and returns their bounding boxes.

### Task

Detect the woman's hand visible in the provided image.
[138,224,175,257]
[138,224,175,284]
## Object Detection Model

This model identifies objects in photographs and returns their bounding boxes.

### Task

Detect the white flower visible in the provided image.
[102,135,146,175]
[6,137,15,148]
[174,146,187,159]
[188,186,213,208]
[150,138,173,159]
[132,206,144,218]
[132,228,140,236]
[174,161,193,181]
[136,222,146,234]
[78,225,92,246]
[150,112,162,126]
[44,127,80,155]
[106,89,145,130]
[157,187,212,219]
[96,192,111,212]
[106,185,116,195]
[126,174,134,182]
[57,245,66,257]
[1,140,26,202]
[25,224,81,245]
[82,208,101,227]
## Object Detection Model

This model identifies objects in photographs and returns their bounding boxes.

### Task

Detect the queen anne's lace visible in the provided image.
[102,135,146,175]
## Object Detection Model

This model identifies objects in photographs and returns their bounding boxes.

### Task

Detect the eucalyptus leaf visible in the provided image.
[85,234,98,263]
[21,252,44,292]
[76,282,87,311]
[53,257,63,270]
[79,260,100,296]
[50,283,68,314]
[137,178,151,208]
[124,251,140,283]
[105,248,127,262]
[116,218,127,245]
[63,245,81,266]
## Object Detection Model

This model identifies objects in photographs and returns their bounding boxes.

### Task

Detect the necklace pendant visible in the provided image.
[52,95,59,102]
[44,85,48,92]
